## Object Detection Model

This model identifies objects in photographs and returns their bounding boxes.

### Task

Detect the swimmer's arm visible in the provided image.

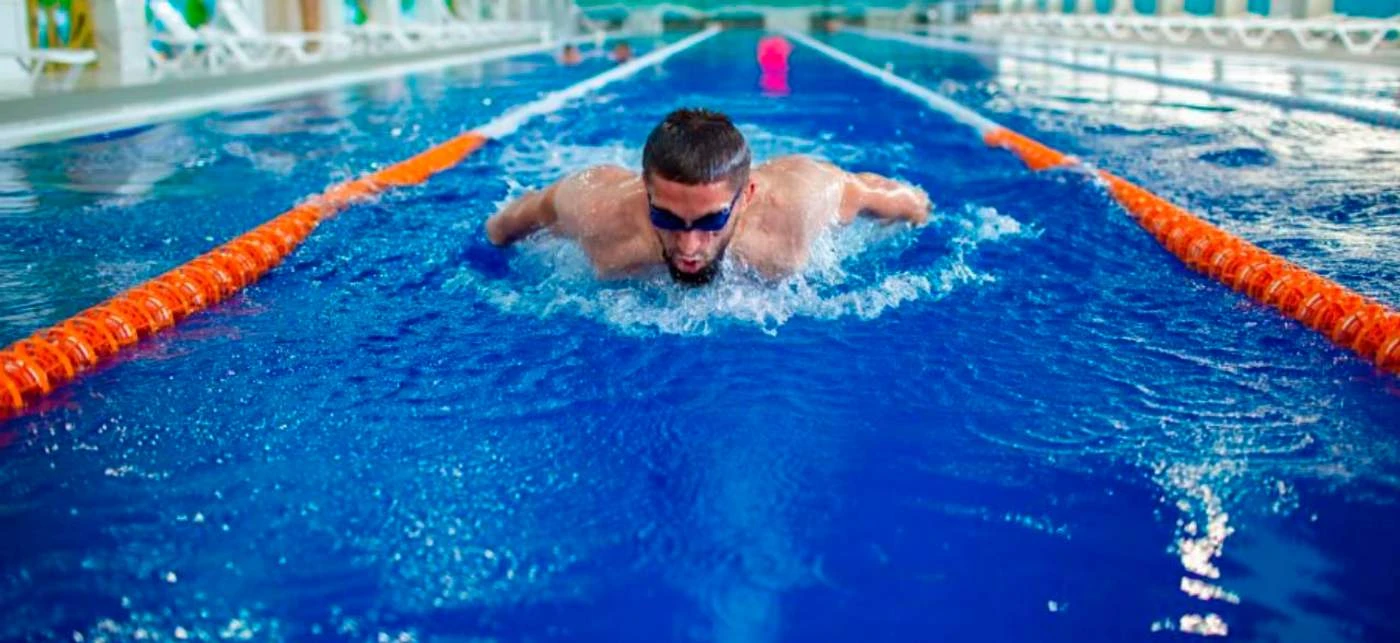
[838,172,931,226]
[485,182,561,246]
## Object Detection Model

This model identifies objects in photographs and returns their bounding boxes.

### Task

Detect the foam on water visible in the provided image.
[447,203,1034,336]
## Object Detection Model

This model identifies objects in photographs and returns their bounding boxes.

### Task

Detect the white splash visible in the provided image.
[447,205,1035,336]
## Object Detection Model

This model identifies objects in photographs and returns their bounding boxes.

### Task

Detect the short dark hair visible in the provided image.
[642,108,751,189]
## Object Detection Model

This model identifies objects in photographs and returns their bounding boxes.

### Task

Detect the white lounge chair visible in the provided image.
[426,0,551,45]
[148,0,255,75]
[416,0,483,44]
[214,0,355,64]
[343,18,436,54]
[0,47,96,90]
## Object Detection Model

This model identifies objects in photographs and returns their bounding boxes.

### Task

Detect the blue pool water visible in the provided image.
[2,30,1398,642]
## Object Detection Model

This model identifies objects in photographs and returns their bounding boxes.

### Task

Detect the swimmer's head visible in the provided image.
[611,41,633,62]
[642,108,754,285]
[560,43,582,65]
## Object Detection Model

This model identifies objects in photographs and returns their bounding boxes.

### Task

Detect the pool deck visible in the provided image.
[0,34,599,150]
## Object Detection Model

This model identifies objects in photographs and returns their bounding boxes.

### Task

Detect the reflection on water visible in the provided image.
[0,153,37,214]
[0,124,197,212]
[60,124,195,200]
[210,93,356,176]
[1155,462,1237,637]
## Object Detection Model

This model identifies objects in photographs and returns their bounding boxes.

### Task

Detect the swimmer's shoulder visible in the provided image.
[567,164,638,186]
[555,165,642,209]
[553,165,647,236]
[755,154,808,173]
[754,154,832,174]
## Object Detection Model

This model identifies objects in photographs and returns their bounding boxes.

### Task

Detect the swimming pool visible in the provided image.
[1,28,1398,642]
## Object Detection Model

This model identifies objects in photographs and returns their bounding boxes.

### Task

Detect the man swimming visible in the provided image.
[485,108,930,285]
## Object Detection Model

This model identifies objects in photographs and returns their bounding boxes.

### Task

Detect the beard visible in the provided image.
[663,248,724,287]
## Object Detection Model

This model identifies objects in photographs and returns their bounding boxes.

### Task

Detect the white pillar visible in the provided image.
[92,0,151,84]
[462,0,482,21]
[1301,0,1332,17]
[1159,0,1185,14]
[0,0,29,84]
[369,0,403,23]
[238,0,267,27]
[1268,0,1327,17]
[266,0,302,30]
[319,0,346,30]
[1216,0,1247,15]
[764,8,807,30]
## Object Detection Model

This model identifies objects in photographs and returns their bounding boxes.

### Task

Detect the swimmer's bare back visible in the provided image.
[485,155,931,279]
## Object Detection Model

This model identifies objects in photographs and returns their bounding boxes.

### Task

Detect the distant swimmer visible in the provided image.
[559,43,583,65]
[485,108,930,285]
[610,41,634,63]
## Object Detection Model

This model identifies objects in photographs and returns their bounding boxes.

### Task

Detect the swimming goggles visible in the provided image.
[648,188,742,232]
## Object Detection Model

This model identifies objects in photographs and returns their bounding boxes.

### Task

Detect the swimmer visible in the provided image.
[559,43,583,65]
[485,108,930,285]
[610,41,634,63]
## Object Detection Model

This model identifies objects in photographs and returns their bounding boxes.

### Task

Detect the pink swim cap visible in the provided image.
[756,36,792,69]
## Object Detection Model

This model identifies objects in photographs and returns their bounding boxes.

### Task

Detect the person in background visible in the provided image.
[560,43,583,65]
[610,41,634,63]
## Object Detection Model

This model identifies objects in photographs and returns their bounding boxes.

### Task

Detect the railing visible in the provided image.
[969,12,1400,55]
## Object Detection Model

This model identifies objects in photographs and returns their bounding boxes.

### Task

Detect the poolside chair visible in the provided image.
[334,2,461,54]
[346,22,429,54]
[415,0,480,44]
[438,0,552,45]
[148,0,260,75]
[213,0,355,64]
[422,0,543,45]
[147,0,215,75]
[0,47,97,91]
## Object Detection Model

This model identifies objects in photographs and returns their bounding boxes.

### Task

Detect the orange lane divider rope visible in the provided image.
[0,133,489,418]
[983,127,1400,376]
